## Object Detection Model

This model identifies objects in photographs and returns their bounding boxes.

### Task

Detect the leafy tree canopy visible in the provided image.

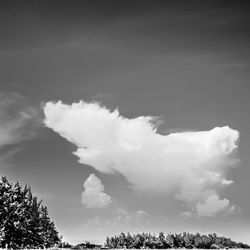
[105,232,250,249]
[0,176,61,249]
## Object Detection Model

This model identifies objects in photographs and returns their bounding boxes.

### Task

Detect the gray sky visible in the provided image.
[0,0,250,245]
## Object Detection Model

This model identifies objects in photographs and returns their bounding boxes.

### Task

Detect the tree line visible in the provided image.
[105,232,250,249]
[1,176,250,249]
[0,176,60,249]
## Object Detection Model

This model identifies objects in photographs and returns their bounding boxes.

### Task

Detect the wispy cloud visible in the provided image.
[0,92,40,174]
[44,100,239,216]
[80,209,151,242]
[81,174,112,208]
[0,92,39,148]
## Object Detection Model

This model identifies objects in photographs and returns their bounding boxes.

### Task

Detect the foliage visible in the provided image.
[71,242,102,249]
[0,176,61,249]
[58,241,73,248]
[105,232,250,249]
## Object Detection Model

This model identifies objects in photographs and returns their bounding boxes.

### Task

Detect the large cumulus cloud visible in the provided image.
[43,100,239,216]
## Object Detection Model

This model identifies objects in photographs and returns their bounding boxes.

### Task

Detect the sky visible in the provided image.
[0,0,250,245]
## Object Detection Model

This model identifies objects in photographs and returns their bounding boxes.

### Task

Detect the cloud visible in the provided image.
[43,100,239,216]
[81,174,112,208]
[196,194,234,217]
[0,92,39,148]
[80,209,151,242]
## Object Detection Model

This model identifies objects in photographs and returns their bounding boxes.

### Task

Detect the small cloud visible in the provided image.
[81,174,112,208]
[222,179,234,185]
[196,194,234,217]
[178,211,192,219]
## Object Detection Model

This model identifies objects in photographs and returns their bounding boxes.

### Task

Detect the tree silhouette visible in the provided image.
[0,176,60,248]
[105,232,250,249]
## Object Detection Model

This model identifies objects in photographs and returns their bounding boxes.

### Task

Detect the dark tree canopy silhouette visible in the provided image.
[0,176,61,249]
[105,232,250,249]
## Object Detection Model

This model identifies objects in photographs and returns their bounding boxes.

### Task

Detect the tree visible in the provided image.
[105,231,250,249]
[0,176,61,249]
[165,234,174,248]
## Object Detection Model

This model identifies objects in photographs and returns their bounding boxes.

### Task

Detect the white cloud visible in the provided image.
[44,100,239,216]
[81,174,112,208]
[196,194,233,217]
